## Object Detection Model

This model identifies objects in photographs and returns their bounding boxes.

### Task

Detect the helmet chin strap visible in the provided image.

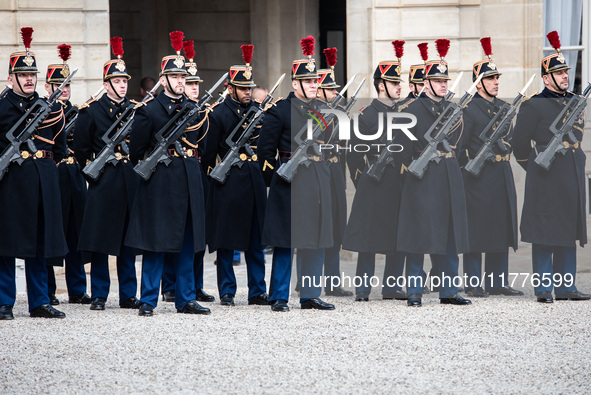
[298,80,309,100]
[15,74,35,97]
[108,79,122,100]
[550,73,567,93]
[480,77,493,98]
[383,80,393,100]
[428,80,446,99]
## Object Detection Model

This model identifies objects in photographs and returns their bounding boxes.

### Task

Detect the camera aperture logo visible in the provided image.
[306,108,418,153]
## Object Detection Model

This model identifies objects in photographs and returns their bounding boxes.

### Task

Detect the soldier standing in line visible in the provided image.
[258,36,335,312]
[342,41,407,302]
[126,31,211,316]
[74,37,139,311]
[45,44,92,305]
[460,37,523,298]
[513,31,591,303]
[159,40,215,304]
[406,63,425,100]
[0,27,68,319]
[202,45,268,307]
[395,39,472,307]
[315,47,352,298]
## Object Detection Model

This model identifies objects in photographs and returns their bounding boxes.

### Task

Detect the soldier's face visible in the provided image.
[479,75,499,97]
[8,73,36,96]
[410,82,424,95]
[384,80,402,99]
[292,78,318,100]
[543,69,569,92]
[317,88,337,102]
[426,79,448,98]
[44,83,70,101]
[232,85,252,104]
[185,81,199,100]
[163,74,186,96]
[104,77,128,99]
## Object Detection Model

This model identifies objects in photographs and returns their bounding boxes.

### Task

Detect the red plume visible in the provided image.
[480,37,492,57]
[300,36,315,57]
[323,48,337,68]
[547,31,561,51]
[418,43,429,62]
[57,44,71,62]
[435,39,450,58]
[241,44,254,64]
[110,37,124,58]
[169,31,184,53]
[21,27,33,49]
[392,40,405,60]
[183,40,195,61]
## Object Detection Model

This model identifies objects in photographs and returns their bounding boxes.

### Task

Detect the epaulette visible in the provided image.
[57,99,66,106]
[522,92,538,102]
[357,105,368,115]
[77,99,95,110]
[130,99,139,104]
[397,98,415,111]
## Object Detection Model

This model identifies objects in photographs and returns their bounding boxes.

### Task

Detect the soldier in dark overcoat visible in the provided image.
[313,48,352,298]
[203,46,268,306]
[44,44,91,306]
[513,31,590,303]
[74,38,139,311]
[258,36,335,312]
[126,31,211,316]
[342,50,408,302]
[459,38,522,298]
[395,40,471,307]
[159,41,215,304]
[0,28,68,319]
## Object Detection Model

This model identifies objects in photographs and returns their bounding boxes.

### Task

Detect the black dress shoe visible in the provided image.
[48,294,60,306]
[248,292,269,305]
[220,294,235,306]
[301,298,335,310]
[355,293,369,302]
[162,290,175,302]
[383,289,408,300]
[138,303,154,316]
[440,293,472,305]
[196,289,215,302]
[90,297,106,310]
[30,304,66,318]
[465,287,489,298]
[177,300,211,315]
[407,294,422,307]
[271,299,289,312]
[536,291,554,303]
[325,286,353,297]
[0,305,14,320]
[69,293,92,304]
[488,286,524,296]
[555,289,591,301]
[120,297,140,309]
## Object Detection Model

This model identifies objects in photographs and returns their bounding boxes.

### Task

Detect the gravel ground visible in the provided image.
[1,254,590,394]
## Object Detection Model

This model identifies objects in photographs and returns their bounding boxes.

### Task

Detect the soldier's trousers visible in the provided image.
[464,251,508,291]
[140,218,196,310]
[269,247,292,303]
[0,257,16,307]
[90,247,137,303]
[161,250,206,294]
[216,214,266,299]
[355,252,405,297]
[532,244,577,296]
[299,248,325,302]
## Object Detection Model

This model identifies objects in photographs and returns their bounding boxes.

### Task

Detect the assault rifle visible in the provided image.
[0,68,78,181]
[534,82,591,170]
[276,74,357,182]
[134,72,228,181]
[210,73,285,184]
[407,72,482,179]
[464,75,536,177]
[82,81,161,181]
[63,86,106,148]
